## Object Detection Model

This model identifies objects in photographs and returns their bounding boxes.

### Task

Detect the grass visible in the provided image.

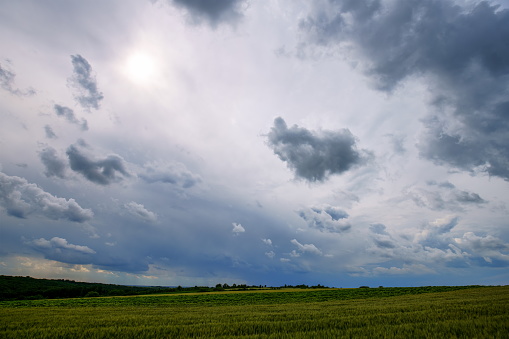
[1,286,508,338]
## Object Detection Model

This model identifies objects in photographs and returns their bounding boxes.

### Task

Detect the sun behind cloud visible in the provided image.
[125,52,157,84]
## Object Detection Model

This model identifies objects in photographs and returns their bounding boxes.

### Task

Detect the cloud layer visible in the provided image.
[0,0,507,288]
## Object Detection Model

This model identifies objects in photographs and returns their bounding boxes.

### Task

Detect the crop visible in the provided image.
[1,285,507,338]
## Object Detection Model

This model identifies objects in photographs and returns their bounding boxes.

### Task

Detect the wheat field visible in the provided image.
[1,286,508,338]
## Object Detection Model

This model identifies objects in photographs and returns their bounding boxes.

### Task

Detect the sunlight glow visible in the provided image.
[126,53,157,84]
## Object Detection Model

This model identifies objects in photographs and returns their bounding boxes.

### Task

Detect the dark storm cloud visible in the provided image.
[68,55,103,110]
[0,62,35,96]
[266,117,370,182]
[298,206,351,233]
[54,104,88,131]
[0,171,93,222]
[66,144,130,185]
[170,0,246,26]
[39,147,67,178]
[140,162,201,188]
[300,0,509,180]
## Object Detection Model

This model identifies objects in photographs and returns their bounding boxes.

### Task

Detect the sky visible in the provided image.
[1,0,508,288]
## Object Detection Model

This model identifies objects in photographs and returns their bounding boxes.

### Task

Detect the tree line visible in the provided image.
[0,275,331,301]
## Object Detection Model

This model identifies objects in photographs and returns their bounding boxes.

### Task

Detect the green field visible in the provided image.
[1,286,508,338]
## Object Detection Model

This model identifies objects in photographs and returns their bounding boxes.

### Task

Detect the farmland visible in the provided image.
[1,285,508,338]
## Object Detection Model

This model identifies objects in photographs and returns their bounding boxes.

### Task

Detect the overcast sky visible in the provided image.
[1,0,508,287]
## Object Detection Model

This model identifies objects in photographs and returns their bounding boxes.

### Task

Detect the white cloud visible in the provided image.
[261,238,272,246]
[124,201,158,223]
[0,171,93,222]
[30,237,96,254]
[298,205,351,233]
[232,222,245,234]
[454,232,509,264]
[290,239,322,256]
[372,264,436,276]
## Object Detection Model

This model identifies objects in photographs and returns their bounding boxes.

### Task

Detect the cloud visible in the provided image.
[266,117,370,182]
[124,201,158,223]
[39,147,67,178]
[44,125,57,139]
[372,264,436,276]
[453,191,485,204]
[140,162,201,188]
[265,251,275,259]
[300,0,509,181]
[414,215,459,246]
[232,222,245,234]
[454,232,509,265]
[290,239,322,256]
[27,237,97,266]
[0,171,93,222]
[455,232,508,252]
[30,237,96,254]
[370,224,397,250]
[0,61,35,96]
[54,104,88,131]
[68,55,103,110]
[261,238,272,246]
[366,215,509,274]
[405,181,486,211]
[369,223,389,235]
[170,0,246,26]
[385,133,407,155]
[66,143,130,185]
[367,217,464,268]
[298,205,351,233]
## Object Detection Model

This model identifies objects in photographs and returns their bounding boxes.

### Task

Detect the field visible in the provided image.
[1,286,508,338]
